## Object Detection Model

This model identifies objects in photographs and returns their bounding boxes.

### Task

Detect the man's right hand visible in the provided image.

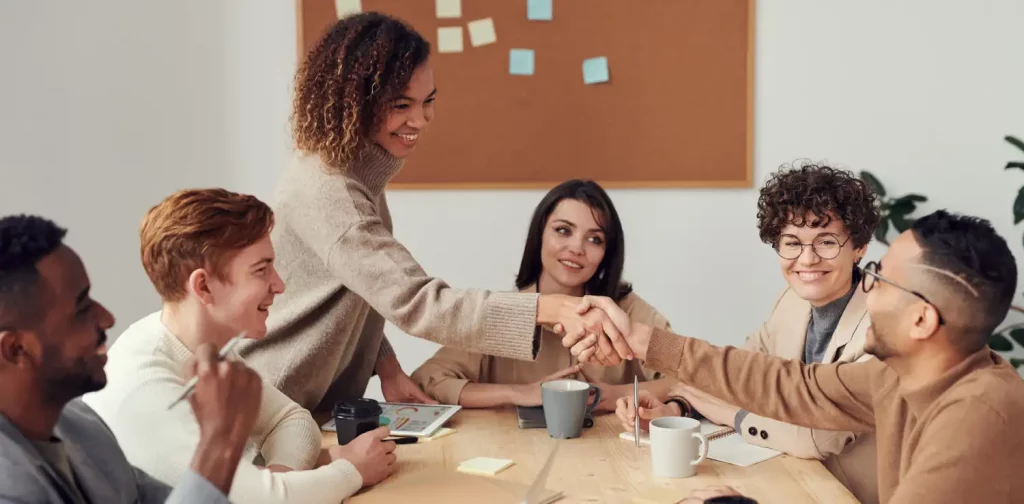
[510,364,583,406]
[615,390,680,432]
[328,426,397,487]
[187,342,263,494]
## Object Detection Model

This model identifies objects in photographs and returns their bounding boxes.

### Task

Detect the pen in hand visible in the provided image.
[167,333,246,410]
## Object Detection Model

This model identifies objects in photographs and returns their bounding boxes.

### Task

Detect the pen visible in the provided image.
[633,375,640,447]
[384,437,418,445]
[166,333,246,410]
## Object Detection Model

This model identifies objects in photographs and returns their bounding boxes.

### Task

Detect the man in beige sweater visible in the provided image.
[569,210,1024,504]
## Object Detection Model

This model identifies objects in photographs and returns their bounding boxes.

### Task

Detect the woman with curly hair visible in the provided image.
[616,162,883,504]
[237,13,626,416]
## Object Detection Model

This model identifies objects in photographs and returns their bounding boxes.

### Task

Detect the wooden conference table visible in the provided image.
[317,408,859,504]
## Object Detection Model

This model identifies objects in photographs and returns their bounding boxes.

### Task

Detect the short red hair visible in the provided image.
[140,188,274,302]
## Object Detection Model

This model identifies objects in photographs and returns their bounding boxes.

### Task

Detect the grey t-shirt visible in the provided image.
[33,437,90,503]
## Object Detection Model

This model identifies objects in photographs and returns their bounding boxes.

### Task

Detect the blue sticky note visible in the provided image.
[582,56,609,84]
[527,0,553,21]
[509,48,535,76]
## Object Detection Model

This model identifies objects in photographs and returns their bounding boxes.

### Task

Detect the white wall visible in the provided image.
[2,1,1022,400]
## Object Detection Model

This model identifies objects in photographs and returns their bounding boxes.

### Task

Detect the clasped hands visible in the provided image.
[552,295,649,366]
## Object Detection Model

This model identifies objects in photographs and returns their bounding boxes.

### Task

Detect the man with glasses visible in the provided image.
[616,163,881,503]
[575,209,1024,503]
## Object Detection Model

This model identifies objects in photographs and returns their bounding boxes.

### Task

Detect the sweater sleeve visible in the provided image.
[252,382,322,470]
[112,367,363,504]
[886,399,1019,504]
[410,347,488,404]
[645,328,878,432]
[324,214,539,361]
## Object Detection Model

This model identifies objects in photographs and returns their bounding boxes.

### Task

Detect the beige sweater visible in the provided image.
[412,290,671,404]
[646,328,1024,504]
[82,312,364,504]
[238,145,540,411]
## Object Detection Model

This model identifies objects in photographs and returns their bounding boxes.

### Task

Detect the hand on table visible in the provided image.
[676,385,740,428]
[510,364,583,407]
[578,367,624,412]
[329,426,397,487]
[615,389,680,432]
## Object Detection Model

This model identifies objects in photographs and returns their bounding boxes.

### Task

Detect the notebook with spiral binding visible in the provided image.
[619,420,781,467]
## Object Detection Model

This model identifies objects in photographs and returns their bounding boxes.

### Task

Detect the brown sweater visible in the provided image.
[646,328,1024,504]
[411,290,671,404]
[237,145,540,411]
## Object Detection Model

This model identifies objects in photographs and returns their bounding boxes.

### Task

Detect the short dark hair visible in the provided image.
[757,162,881,249]
[911,210,1018,352]
[515,180,632,300]
[0,215,67,331]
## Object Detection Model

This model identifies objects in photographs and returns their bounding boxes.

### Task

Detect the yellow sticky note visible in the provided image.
[423,427,456,441]
[457,457,514,476]
[437,26,463,54]
[435,0,461,19]
[334,0,361,18]
[467,18,497,47]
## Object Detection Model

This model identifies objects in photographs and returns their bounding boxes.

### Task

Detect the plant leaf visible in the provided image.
[874,219,890,245]
[1014,187,1024,224]
[888,200,916,215]
[1007,162,1024,171]
[860,171,886,197]
[1010,328,1024,346]
[892,194,927,203]
[1007,135,1024,154]
[989,333,1014,352]
[1011,358,1024,370]
[891,214,913,233]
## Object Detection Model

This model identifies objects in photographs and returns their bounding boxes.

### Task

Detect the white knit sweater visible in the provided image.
[82,311,363,503]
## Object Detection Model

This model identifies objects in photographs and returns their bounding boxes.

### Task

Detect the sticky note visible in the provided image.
[467,18,497,47]
[527,0,553,21]
[457,457,515,476]
[334,0,361,18]
[437,27,464,53]
[582,56,610,84]
[436,0,461,19]
[509,49,535,75]
[423,427,456,441]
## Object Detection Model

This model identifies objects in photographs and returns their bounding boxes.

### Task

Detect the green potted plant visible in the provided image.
[859,171,928,245]
[990,135,1024,373]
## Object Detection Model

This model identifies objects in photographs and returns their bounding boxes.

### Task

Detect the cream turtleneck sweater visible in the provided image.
[82,312,364,504]
[237,143,541,411]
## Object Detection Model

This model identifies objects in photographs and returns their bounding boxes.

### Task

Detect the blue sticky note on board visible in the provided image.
[582,57,609,84]
[509,48,535,75]
[527,0,553,21]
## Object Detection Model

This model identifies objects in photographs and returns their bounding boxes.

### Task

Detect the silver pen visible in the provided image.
[633,375,640,447]
[166,333,246,410]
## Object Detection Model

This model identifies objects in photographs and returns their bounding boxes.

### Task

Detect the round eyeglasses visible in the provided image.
[773,233,851,260]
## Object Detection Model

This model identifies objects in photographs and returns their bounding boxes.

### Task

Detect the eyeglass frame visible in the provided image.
[861,260,945,325]
[773,232,852,260]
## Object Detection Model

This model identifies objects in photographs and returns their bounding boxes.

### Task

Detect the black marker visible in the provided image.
[384,437,418,444]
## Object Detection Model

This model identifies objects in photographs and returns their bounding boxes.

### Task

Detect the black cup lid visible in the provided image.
[333,398,382,418]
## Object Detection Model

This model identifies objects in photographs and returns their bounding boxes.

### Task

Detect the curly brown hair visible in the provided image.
[756,162,881,249]
[292,12,430,168]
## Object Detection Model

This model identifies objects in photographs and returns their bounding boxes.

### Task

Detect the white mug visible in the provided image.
[649,417,708,478]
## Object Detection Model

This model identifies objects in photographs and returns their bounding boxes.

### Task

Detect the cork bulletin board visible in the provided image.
[296,0,754,189]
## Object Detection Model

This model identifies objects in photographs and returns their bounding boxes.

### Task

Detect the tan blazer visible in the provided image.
[738,286,878,504]
[411,290,671,404]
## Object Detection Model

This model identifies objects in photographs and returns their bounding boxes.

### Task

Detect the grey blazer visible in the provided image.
[0,399,229,504]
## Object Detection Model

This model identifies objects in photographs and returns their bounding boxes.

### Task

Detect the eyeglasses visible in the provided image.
[774,233,851,260]
[861,261,945,325]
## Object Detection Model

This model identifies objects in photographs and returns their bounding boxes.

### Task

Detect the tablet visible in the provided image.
[321,402,462,437]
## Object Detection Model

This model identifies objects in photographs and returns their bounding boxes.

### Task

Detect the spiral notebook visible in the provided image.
[619,420,781,467]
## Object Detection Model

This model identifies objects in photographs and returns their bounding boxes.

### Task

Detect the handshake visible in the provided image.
[544,295,653,366]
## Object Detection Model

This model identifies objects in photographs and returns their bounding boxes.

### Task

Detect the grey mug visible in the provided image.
[540,379,601,439]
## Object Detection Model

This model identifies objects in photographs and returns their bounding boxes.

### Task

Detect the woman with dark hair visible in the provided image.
[411,180,675,410]
[237,13,625,414]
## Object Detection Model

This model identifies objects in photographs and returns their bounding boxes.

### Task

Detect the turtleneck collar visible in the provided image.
[345,141,405,195]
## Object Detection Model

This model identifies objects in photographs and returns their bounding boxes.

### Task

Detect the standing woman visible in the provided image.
[238,12,623,412]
